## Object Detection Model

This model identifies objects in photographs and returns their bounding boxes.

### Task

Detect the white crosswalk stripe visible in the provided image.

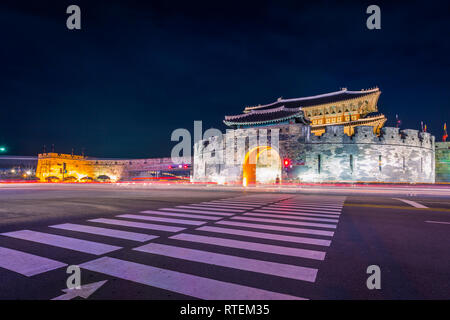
[89,218,186,232]
[260,207,341,214]
[273,201,343,206]
[268,205,342,212]
[243,212,339,223]
[196,226,331,246]
[50,223,158,242]
[140,210,221,221]
[198,203,258,209]
[253,209,340,218]
[158,208,235,216]
[80,256,304,300]
[214,198,284,204]
[0,246,67,276]
[134,243,318,282]
[207,202,271,207]
[231,216,337,229]
[170,233,326,260]
[1,230,121,255]
[176,205,245,212]
[117,214,207,226]
[216,220,335,237]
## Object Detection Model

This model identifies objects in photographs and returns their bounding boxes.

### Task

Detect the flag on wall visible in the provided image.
[443,123,448,142]
[396,114,402,128]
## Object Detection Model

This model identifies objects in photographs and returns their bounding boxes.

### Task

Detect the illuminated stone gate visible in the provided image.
[242,146,282,185]
[193,88,436,184]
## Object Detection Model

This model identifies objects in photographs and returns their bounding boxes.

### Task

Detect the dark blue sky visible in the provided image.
[1,0,449,158]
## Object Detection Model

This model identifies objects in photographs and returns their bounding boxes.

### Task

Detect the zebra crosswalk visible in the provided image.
[0,194,346,300]
[134,242,318,282]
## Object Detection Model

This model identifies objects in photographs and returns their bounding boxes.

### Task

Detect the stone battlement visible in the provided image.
[195,125,435,151]
[308,126,435,149]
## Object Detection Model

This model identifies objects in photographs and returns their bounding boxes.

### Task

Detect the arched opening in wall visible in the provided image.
[97,175,111,182]
[63,176,77,182]
[80,176,94,182]
[242,146,281,185]
[46,176,60,182]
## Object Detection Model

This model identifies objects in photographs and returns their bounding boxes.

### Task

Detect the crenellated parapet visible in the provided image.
[303,125,434,150]
[192,123,437,184]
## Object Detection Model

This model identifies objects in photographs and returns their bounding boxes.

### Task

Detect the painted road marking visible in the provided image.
[209,202,271,206]
[196,226,331,247]
[134,243,318,282]
[159,208,234,216]
[253,209,340,218]
[80,257,303,300]
[216,220,334,237]
[1,230,121,255]
[425,220,450,225]
[279,200,343,204]
[269,205,342,212]
[244,212,339,223]
[170,233,326,260]
[279,199,344,205]
[265,207,341,214]
[215,200,277,204]
[50,223,158,242]
[117,214,206,226]
[393,198,428,209]
[343,203,450,212]
[0,246,67,276]
[199,203,258,208]
[231,216,337,229]
[196,201,260,208]
[279,202,343,206]
[52,280,108,300]
[140,210,221,221]
[214,199,269,202]
[271,206,343,211]
[89,218,185,233]
[176,205,245,212]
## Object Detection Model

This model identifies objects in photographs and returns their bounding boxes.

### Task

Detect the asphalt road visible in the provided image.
[0,183,449,300]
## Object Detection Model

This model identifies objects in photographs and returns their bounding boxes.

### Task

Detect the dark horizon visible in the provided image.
[1,0,449,158]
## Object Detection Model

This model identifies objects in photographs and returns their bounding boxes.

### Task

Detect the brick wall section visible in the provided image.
[36,153,190,182]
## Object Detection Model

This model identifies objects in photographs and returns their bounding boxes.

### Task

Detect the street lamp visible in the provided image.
[0,146,6,153]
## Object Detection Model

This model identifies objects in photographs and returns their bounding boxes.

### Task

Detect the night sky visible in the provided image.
[1,0,449,158]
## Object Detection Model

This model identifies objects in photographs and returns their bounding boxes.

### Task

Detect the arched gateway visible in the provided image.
[242,146,281,186]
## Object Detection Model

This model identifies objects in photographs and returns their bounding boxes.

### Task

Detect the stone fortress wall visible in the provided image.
[193,124,436,183]
[36,153,191,182]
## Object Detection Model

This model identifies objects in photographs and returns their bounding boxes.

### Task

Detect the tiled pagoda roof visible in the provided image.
[223,87,380,127]
[223,106,308,126]
[243,88,380,112]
